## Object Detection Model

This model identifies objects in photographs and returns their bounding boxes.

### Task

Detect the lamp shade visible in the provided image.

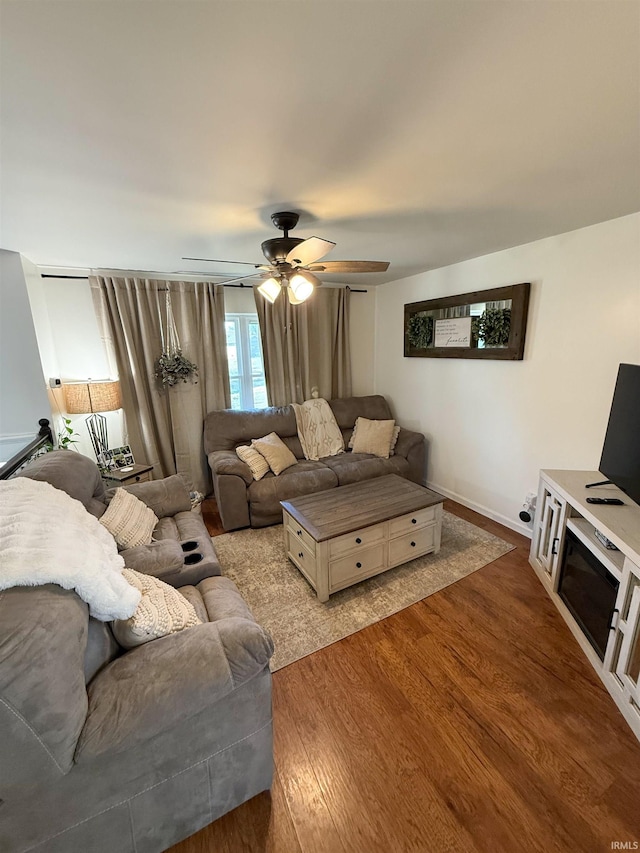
[257,277,282,304]
[63,381,122,414]
[289,270,317,303]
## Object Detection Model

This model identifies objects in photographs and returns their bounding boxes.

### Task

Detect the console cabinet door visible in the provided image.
[531,486,567,587]
[616,578,640,697]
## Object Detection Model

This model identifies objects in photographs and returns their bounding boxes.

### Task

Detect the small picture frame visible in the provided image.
[100,445,135,471]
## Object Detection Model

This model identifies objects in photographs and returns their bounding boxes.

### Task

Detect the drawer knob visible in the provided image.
[355,537,362,544]
[411,518,417,524]
[297,530,302,536]
[410,541,416,547]
[135,476,141,482]
[356,562,362,569]
[298,552,304,559]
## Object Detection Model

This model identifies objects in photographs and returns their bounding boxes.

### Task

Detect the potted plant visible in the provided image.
[155,350,199,387]
[155,291,198,388]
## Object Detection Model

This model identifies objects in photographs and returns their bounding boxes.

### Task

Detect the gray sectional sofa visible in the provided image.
[0,452,274,853]
[204,395,425,531]
[16,450,220,586]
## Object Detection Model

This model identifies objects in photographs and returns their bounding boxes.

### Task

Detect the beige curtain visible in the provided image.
[90,276,230,494]
[255,286,352,406]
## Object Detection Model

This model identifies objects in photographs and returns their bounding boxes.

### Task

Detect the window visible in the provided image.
[224,314,268,410]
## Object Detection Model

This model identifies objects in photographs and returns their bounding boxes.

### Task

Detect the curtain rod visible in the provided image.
[39,274,367,292]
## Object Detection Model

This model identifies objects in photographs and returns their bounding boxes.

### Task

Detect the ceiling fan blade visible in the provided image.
[286,237,336,267]
[174,271,265,285]
[307,260,390,273]
[182,257,262,268]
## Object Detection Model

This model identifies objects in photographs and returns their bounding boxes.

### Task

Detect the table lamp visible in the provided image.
[62,380,122,461]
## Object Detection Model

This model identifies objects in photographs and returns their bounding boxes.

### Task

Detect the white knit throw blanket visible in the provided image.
[292,398,345,461]
[0,478,140,621]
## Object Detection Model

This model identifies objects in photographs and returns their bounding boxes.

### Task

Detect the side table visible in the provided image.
[102,463,154,487]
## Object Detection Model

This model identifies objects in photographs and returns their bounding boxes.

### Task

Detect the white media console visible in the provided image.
[529,470,640,741]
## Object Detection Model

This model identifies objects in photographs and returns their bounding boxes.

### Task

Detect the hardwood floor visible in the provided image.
[170,500,640,852]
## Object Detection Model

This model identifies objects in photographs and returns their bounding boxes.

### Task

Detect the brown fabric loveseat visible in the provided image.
[204,395,425,531]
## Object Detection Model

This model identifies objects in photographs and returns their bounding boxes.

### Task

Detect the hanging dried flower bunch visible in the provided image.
[154,290,198,387]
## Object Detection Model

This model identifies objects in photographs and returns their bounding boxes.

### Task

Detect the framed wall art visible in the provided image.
[404,282,530,360]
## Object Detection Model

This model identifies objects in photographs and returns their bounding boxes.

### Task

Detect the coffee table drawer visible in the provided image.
[287,531,317,583]
[388,525,436,566]
[287,519,316,555]
[329,522,386,560]
[330,543,386,590]
[389,506,436,539]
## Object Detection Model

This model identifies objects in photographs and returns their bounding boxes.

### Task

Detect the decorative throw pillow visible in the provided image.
[111,568,202,648]
[251,432,298,475]
[349,420,401,455]
[236,444,271,480]
[99,488,158,549]
[350,417,397,459]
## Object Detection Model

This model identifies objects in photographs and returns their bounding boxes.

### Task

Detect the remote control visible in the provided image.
[586,497,625,505]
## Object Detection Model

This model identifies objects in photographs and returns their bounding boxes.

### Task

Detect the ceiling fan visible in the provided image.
[182,211,390,305]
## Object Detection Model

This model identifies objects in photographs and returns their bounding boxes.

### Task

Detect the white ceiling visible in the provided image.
[2,0,639,286]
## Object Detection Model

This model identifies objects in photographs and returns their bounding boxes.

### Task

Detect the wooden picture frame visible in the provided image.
[404,282,530,360]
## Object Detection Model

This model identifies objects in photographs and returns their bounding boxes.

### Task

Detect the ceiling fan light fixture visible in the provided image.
[289,269,318,303]
[287,286,305,305]
[257,276,282,303]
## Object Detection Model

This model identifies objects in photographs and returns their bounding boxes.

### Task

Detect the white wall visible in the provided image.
[349,288,376,396]
[24,272,123,458]
[374,213,640,534]
[0,250,51,462]
[223,285,256,314]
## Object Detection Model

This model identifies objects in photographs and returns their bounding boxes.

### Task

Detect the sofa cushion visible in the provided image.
[114,474,192,518]
[349,420,401,455]
[320,452,410,486]
[84,617,121,683]
[177,585,209,624]
[327,394,393,429]
[100,488,158,549]
[247,461,338,515]
[179,576,257,625]
[350,417,396,459]
[204,406,297,453]
[111,570,201,649]
[77,615,273,760]
[252,433,298,475]
[236,445,270,480]
[0,584,88,776]
[17,449,106,509]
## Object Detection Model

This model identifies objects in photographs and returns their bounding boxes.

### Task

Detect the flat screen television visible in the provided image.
[599,363,640,506]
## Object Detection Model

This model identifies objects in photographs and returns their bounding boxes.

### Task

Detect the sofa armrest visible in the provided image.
[107,474,192,518]
[394,427,425,484]
[76,618,274,761]
[208,450,253,486]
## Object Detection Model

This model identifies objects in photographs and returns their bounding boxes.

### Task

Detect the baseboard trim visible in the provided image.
[425,480,532,540]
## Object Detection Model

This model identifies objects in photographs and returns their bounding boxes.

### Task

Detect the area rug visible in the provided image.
[213,513,514,671]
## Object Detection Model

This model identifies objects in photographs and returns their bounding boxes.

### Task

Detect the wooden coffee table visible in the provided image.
[281,474,444,602]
